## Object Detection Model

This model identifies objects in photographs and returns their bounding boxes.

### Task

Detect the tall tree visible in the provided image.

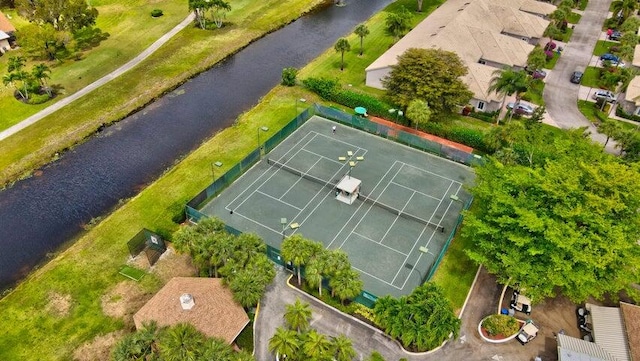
[382,48,473,120]
[406,99,432,129]
[7,56,26,72]
[331,334,356,361]
[31,63,52,97]
[17,0,97,32]
[112,321,160,361]
[268,327,300,360]
[598,119,622,148]
[284,298,312,332]
[526,47,547,72]
[464,138,640,302]
[189,0,211,29]
[611,0,638,23]
[487,67,529,124]
[334,38,351,71]
[330,268,363,304]
[208,0,231,28]
[543,23,563,42]
[304,257,325,296]
[3,72,26,100]
[303,330,332,360]
[354,24,369,56]
[384,6,412,41]
[158,323,205,361]
[281,235,322,286]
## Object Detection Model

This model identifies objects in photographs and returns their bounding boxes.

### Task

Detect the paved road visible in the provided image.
[543,0,616,153]
[0,13,195,141]
[254,267,576,361]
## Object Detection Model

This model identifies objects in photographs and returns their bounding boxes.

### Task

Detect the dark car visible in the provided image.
[600,53,620,62]
[570,70,583,84]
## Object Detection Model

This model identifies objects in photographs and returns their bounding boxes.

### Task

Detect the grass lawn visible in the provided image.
[577,100,637,130]
[582,67,602,88]
[567,11,582,24]
[0,0,325,187]
[545,52,560,69]
[0,0,188,131]
[593,40,617,56]
[561,28,574,43]
[579,0,588,10]
[524,80,545,106]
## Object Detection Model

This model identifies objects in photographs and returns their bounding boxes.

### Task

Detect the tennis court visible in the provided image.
[200,116,474,298]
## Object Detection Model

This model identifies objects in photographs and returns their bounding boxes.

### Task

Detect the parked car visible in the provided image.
[609,31,622,40]
[600,53,620,62]
[532,69,547,80]
[570,69,583,84]
[517,321,539,345]
[593,90,616,102]
[506,102,535,116]
[510,289,532,314]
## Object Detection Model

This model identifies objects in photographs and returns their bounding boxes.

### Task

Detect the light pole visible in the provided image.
[257,126,269,159]
[338,151,364,179]
[295,98,307,116]
[280,217,300,239]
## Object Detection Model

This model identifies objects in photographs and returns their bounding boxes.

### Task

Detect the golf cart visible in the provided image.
[517,321,539,345]
[510,290,532,315]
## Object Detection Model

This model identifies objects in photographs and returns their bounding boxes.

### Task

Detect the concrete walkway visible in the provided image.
[543,0,617,153]
[0,13,195,141]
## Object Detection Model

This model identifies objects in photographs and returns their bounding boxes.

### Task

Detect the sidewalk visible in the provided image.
[0,13,195,141]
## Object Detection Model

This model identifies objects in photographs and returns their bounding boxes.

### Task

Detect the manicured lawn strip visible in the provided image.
[579,0,588,11]
[0,0,188,130]
[577,100,636,130]
[297,0,445,91]
[431,220,476,314]
[582,66,601,88]
[545,52,560,69]
[567,11,582,24]
[0,86,317,360]
[561,28,574,42]
[525,80,545,106]
[0,0,325,187]
[593,40,617,56]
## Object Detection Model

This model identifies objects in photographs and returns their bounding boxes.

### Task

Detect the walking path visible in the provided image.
[543,0,617,153]
[0,13,196,141]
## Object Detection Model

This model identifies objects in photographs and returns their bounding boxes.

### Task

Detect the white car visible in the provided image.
[506,102,535,115]
[593,90,616,103]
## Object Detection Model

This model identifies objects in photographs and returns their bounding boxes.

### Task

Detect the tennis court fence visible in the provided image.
[184,104,475,305]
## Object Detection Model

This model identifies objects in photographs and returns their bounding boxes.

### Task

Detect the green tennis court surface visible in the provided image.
[201,116,474,298]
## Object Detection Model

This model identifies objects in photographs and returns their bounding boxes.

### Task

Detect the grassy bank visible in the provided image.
[0,0,326,187]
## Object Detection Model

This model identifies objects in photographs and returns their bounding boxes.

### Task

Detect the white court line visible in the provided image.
[379,191,415,245]
[301,148,344,166]
[401,162,463,184]
[293,148,368,230]
[230,207,290,235]
[331,162,404,250]
[352,231,408,256]
[352,265,403,290]
[225,132,319,211]
[255,190,302,211]
[390,181,441,201]
[279,156,325,200]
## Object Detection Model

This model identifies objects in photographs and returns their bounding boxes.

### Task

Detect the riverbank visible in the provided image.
[0,0,329,188]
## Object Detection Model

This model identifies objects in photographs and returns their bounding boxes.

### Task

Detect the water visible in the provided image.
[0,0,392,289]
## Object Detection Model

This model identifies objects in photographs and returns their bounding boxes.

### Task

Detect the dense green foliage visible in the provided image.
[382,48,473,120]
[172,217,275,308]
[282,67,298,86]
[384,6,412,40]
[112,322,254,361]
[151,9,164,17]
[464,127,640,302]
[302,77,394,118]
[374,283,460,351]
[482,314,520,336]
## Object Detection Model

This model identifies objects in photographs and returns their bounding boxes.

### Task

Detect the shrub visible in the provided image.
[302,77,340,99]
[616,106,640,123]
[468,110,497,124]
[151,9,163,17]
[302,77,394,118]
[544,41,556,51]
[27,93,51,105]
[354,303,377,325]
[545,50,554,59]
[482,314,520,336]
[281,67,298,86]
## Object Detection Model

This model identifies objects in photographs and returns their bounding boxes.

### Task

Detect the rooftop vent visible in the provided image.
[180,293,195,310]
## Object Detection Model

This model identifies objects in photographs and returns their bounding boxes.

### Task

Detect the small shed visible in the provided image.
[336,175,361,205]
[133,277,249,344]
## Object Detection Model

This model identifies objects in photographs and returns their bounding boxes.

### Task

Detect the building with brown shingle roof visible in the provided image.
[133,277,249,344]
[0,11,15,34]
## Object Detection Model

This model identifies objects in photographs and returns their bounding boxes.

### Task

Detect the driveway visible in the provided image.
[543,0,616,153]
[254,267,581,361]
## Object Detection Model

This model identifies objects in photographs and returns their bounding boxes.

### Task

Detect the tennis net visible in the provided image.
[267,158,339,190]
[359,194,444,232]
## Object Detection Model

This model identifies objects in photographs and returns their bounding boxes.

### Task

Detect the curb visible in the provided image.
[252,301,260,357]
[459,265,482,319]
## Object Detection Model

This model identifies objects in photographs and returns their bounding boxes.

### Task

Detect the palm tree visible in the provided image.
[158,323,205,361]
[7,56,26,72]
[210,233,235,277]
[354,24,369,56]
[330,269,363,305]
[543,23,562,43]
[32,63,52,97]
[487,67,529,124]
[598,120,622,147]
[3,72,26,100]
[612,0,637,23]
[281,235,321,286]
[234,232,266,268]
[268,327,300,360]
[284,298,312,332]
[331,334,356,361]
[304,257,324,296]
[229,269,263,308]
[200,337,233,360]
[303,329,332,360]
[334,38,351,71]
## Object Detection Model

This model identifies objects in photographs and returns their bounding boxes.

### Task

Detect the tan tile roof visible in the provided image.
[0,12,15,33]
[634,45,640,67]
[620,302,640,361]
[518,0,557,16]
[626,76,640,106]
[133,277,249,344]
